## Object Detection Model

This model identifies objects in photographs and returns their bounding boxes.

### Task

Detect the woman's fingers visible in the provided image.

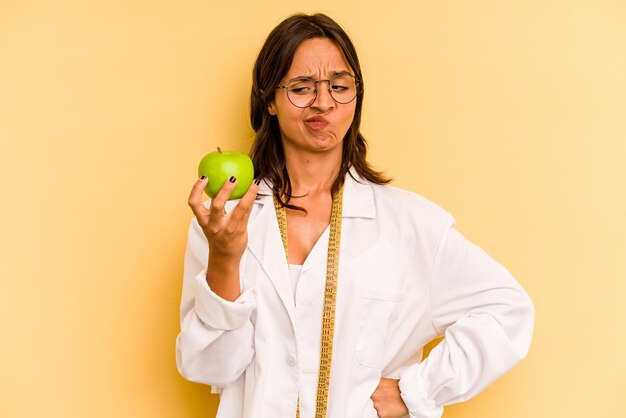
[230,178,261,228]
[188,176,209,220]
[209,176,238,218]
[370,378,408,418]
[189,176,260,247]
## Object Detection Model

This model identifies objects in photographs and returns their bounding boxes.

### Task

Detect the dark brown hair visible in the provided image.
[249,13,390,209]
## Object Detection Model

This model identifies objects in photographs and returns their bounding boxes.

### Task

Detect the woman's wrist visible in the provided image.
[206,254,242,301]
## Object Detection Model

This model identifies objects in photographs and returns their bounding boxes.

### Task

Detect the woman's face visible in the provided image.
[269,38,357,157]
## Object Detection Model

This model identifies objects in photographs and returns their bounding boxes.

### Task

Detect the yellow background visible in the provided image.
[1,1,624,417]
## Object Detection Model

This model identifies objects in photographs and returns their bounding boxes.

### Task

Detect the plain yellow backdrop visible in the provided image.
[1,1,624,417]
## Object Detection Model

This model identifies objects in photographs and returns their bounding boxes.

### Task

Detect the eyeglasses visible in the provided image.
[276,73,359,108]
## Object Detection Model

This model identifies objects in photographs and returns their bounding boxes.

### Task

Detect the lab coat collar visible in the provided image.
[343,167,376,219]
[231,168,377,329]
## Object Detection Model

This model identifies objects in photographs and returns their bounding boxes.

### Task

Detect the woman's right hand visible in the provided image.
[187,175,261,301]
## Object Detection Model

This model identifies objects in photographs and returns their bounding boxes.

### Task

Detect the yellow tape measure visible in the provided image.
[274,185,343,418]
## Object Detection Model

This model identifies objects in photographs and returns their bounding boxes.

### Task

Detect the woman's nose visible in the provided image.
[311,81,335,110]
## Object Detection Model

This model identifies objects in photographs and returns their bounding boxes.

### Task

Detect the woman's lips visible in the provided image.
[305,116,329,130]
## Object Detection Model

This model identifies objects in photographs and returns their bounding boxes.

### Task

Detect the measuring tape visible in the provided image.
[274,185,344,418]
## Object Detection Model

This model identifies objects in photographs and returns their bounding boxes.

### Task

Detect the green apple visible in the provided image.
[198,147,254,200]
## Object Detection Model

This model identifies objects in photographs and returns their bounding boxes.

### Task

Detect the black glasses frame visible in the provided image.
[276,74,359,108]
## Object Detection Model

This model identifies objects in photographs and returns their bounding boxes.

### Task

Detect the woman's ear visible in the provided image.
[268,103,276,116]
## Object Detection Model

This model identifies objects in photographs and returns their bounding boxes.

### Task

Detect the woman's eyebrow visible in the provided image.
[287,75,315,82]
[287,70,353,82]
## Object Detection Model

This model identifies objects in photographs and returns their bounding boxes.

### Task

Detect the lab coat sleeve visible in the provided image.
[399,213,534,418]
[176,217,256,388]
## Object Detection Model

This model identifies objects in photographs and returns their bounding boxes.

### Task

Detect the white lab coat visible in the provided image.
[176,169,534,418]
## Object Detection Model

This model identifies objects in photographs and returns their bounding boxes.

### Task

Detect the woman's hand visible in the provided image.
[371,377,409,418]
[188,176,261,301]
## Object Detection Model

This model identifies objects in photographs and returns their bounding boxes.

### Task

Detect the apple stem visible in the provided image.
[217,147,222,154]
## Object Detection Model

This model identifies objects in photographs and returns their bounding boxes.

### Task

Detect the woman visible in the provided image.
[177,13,534,418]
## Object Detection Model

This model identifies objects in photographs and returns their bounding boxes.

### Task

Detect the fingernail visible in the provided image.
[254,178,261,186]
[229,176,237,183]
[200,175,207,180]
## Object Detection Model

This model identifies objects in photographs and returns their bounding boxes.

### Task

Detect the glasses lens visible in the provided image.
[286,79,316,108]
[329,74,357,104]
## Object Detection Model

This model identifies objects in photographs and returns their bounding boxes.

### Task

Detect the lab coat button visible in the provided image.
[286,354,297,367]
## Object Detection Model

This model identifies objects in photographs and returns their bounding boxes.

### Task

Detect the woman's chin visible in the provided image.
[308,133,341,150]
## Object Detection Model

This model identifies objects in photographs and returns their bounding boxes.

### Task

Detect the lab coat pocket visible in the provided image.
[356,287,405,369]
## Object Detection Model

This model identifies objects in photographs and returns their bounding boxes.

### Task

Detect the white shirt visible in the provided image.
[289,264,303,301]
[176,170,534,418]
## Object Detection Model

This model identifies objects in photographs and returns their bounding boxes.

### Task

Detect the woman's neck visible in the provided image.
[284,149,342,196]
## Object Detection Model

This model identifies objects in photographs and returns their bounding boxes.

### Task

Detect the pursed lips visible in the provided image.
[305,116,329,130]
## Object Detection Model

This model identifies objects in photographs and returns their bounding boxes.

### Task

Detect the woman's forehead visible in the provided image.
[286,38,351,78]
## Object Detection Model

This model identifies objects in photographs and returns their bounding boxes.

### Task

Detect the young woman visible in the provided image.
[178,13,534,418]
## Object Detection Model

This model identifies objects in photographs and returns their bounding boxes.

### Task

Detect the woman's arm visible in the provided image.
[176,177,260,387]
[399,213,535,418]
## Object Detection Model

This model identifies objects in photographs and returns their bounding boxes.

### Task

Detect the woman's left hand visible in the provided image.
[371,377,409,418]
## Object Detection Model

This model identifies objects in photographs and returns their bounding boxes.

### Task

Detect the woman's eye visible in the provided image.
[331,85,348,92]
[290,86,312,95]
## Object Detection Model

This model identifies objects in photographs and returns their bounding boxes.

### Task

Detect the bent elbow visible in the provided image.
[176,340,247,388]
[177,362,243,388]
[517,292,535,359]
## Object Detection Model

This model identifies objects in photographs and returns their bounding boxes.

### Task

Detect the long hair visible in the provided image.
[249,13,390,209]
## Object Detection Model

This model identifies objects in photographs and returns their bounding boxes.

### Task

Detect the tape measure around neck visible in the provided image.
[274,185,344,418]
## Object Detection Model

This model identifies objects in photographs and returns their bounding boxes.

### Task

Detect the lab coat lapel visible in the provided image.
[240,172,377,321]
[301,169,377,273]
[243,182,296,325]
